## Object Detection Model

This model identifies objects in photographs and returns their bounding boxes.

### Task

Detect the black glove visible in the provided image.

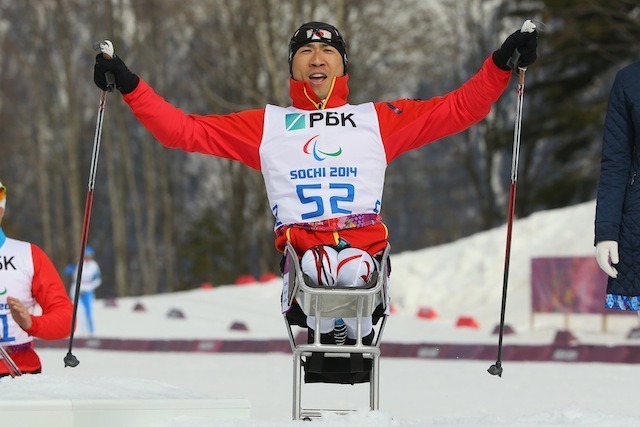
[94,54,140,94]
[493,29,538,71]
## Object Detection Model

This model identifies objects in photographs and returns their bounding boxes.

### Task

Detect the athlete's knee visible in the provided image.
[301,246,339,286]
[336,248,378,288]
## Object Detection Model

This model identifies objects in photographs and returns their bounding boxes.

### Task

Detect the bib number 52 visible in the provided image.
[297,183,354,220]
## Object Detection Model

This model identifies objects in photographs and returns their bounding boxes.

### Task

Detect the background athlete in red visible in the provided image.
[0,180,73,377]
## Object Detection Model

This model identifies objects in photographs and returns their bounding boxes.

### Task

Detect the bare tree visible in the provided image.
[3,0,631,297]
[0,0,99,271]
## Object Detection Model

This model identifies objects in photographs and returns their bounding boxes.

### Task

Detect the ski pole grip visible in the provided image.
[507,50,521,71]
[102,52,116,93]
[506,20,536,72]
[104,70,115,93]
[93,40,116,93]
[521,20,537,34]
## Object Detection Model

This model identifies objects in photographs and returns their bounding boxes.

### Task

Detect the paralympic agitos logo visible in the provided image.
[303,135,341,161]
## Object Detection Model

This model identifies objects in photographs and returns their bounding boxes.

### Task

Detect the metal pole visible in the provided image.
[0,345,22,377]
[488,66,527,377]
[64,59,114,367]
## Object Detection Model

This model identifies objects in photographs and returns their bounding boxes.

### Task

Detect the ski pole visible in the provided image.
[0,345,22,378]
[488,20,535,378]
[64,41,114,369]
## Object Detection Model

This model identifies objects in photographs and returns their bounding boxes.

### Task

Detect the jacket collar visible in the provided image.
[289,74,350,110]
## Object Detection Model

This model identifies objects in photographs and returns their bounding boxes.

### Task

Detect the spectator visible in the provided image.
[595,61,640,310]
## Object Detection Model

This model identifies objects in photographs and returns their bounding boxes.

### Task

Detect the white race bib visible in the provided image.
[260,103,386,229]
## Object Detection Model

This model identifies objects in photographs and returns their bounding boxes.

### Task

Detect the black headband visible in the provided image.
[288,22,348,76]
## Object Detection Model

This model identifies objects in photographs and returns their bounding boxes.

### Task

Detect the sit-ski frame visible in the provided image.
[281,241,390,420]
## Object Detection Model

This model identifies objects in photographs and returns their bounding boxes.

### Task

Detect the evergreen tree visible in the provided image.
[516,0,640,213]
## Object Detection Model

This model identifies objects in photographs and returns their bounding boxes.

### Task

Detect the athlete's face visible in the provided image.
[291,42,344,100]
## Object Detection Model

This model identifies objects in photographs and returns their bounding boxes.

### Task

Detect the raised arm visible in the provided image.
[94,44,265,170]
[376,24,537,162]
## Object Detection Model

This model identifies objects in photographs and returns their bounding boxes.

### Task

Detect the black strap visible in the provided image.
[307,352,324,373]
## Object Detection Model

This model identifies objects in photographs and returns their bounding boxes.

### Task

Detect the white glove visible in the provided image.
[596,240,619,278]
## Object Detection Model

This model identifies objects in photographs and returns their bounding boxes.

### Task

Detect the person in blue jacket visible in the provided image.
[595,61,640,310]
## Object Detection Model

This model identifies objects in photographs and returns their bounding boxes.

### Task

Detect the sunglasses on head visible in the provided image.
[293,27,339,45]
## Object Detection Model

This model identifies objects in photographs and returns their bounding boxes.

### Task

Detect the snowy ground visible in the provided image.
[3,200,640,426]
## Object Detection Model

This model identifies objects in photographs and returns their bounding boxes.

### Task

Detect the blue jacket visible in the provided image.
[595,61,640,297]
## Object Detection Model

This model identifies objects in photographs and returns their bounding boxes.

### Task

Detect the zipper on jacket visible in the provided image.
[631,172,637,186]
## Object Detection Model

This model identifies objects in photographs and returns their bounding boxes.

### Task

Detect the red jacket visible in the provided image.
[1,242,73,376]
[123,56,510,256]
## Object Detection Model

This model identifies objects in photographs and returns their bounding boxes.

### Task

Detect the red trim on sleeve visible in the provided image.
[27,245,73,340]
[123,79,265,170]
[375,55,511,163]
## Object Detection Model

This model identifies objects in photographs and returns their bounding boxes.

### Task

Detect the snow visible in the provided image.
[2,199,640,426]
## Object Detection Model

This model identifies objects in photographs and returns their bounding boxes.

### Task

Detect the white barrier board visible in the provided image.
[0,375,250,426]
[0,398,251,426]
